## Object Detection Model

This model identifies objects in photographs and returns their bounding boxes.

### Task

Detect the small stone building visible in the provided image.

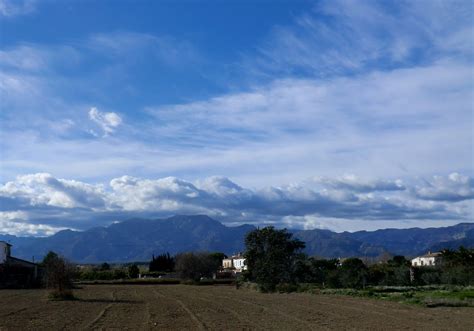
[0,241,40,288]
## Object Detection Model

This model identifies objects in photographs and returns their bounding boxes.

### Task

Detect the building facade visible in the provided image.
[0,241,12,264]
[222,253,247,273]
[411,251,442,267]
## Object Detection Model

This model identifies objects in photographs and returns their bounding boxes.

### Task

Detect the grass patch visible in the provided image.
[311,286,474,308]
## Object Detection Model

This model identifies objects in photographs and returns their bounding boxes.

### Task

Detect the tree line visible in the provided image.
[38,226,473,298]
[242,227,474,292]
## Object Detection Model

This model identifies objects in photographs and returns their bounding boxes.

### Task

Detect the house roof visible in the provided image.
[422,252,442,258]
[7,256,38,267]
[0,241,12,246]
[412,252,442,259]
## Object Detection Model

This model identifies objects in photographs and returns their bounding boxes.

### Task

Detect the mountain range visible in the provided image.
[1,215,473,263]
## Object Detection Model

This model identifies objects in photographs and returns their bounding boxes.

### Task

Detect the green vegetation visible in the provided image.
[311,286,474,308]
[174,252,222,281]
[243,227,306,292]
[77,268,128,281]
[241,227,473,301]
[149,253,175,272]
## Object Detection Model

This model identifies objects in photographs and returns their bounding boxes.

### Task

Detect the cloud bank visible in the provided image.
[0,173,472,236]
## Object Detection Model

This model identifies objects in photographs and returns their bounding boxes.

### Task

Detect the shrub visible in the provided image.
[128,264,140,279]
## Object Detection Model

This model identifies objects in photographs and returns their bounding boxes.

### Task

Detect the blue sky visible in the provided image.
[0,0,473,236]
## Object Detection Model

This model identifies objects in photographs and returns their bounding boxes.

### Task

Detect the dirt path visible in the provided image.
[0,285,472,330]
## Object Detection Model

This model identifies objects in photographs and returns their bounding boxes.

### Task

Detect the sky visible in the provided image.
[0,0,473,236]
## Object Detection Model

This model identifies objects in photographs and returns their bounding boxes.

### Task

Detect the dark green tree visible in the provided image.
[99,262,110,271]
[440,246,474,285]
[338,258,368,288]
[149,253,175,272]
[208,252,227,270]
[128,264,140,279]
[244,226,305,292]
[174,252,218,281]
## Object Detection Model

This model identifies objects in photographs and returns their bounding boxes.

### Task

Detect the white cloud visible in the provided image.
[0,0,36,17]
[0,210,69,236]
[250,0,473,77]
[0,173,472,235]
[1,59,471,188]
[0,44,80,72]
[414,173,474,202]
[0,173,106,209]
[0,1,472,236]
[88,107,122,136]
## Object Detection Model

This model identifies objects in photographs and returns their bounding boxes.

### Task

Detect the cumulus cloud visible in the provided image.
[0,173,472,236]
[0,173,106,209]
[414,173,474,202]
[88,107,122,136]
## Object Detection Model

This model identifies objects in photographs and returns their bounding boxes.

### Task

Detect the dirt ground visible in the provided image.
[0,285,473,330]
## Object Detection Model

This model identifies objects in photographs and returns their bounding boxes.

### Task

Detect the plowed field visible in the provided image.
[0,285,473,330]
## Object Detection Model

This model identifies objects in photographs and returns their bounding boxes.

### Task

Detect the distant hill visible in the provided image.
[347,223,474,256]
[1,215,255,263]
[1,216,472,263]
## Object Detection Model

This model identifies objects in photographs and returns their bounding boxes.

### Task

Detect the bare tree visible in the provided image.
[41,251,75,300]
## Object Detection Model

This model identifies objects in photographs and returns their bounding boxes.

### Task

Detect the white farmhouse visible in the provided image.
[411,251,442,267]
[233,257,247,271]
[222,253,247,273]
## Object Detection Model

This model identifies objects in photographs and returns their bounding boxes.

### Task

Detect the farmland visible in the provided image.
[1,285,473,330]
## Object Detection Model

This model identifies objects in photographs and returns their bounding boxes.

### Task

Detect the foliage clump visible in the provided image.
[174,252,222,281]
[149,253,175,272]
[243,226,305,292]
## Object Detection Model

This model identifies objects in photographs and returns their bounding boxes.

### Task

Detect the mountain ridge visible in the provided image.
[1,216,472,263]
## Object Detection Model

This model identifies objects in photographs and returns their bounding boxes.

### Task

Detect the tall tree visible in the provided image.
[244,227,305,292]
[41,251,75,299]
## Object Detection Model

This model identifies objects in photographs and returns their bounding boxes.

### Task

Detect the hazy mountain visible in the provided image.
[1,216,472,263]
[1,215,255,263]
[347,223,474,256]
[292,229,388,258]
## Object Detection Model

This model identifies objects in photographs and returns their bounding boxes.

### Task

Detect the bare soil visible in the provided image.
[0,285,472,330]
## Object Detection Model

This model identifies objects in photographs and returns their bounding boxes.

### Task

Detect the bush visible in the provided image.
[338,258,368,289]
[275,283,299,293]
[128,265,140,279]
